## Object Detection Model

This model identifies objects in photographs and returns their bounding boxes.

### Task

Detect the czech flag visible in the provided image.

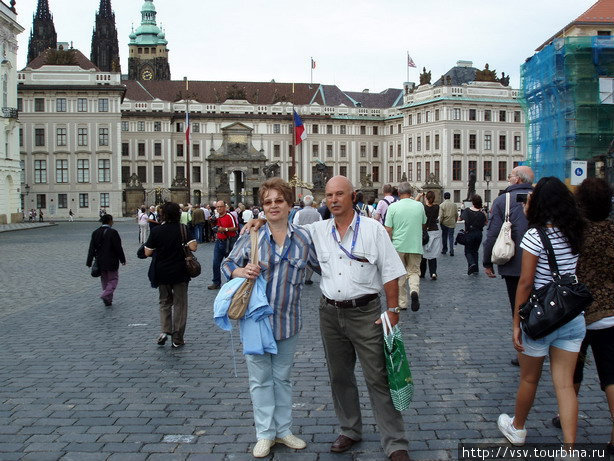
[293,110,306,145]
[185,111,191,146]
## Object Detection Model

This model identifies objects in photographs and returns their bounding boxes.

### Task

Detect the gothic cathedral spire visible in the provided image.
[27,0,57,64]
[91,0,121,73]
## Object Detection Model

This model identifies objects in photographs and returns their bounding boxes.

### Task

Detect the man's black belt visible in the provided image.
[324,293,379,309]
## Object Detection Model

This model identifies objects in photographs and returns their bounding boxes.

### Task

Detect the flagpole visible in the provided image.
[406,51,409,83]
[291,86,297,201]
[310,57,313,85]
[184,76,191,201]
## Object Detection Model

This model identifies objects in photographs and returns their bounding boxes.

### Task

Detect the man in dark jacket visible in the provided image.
[482,165,534,365]
[87,214,126,306]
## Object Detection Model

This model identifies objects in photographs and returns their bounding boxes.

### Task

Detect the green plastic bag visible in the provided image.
[381,313,414,411]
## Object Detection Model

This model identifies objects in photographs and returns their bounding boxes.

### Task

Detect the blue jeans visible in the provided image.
[212,239,226,286]
[441,225,455,254]
[244,334,299,440]
[193,223,203,243]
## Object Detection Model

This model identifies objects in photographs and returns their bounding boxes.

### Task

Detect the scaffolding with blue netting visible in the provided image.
[520,36,614,181]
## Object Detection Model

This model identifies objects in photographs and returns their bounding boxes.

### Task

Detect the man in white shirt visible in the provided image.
[241,206,253,224]
[308,177,409,461]
[373,184,398,225]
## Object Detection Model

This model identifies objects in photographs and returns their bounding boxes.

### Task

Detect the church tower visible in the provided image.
[91,0,121,72]
[128,0,170,81]
[27,0,57,64]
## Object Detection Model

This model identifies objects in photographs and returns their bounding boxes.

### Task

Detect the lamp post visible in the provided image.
[484,174,491,211]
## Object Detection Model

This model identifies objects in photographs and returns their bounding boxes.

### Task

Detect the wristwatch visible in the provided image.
[387,306,401,313]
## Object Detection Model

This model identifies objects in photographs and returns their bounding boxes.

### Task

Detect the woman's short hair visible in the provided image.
[426,190,435,204]
[258,177,293,206]
[161,202,181,223]
[471,194,483,209]
[575,177,613,222]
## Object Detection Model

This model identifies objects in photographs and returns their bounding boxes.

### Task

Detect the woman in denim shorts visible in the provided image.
[497,177,586,452]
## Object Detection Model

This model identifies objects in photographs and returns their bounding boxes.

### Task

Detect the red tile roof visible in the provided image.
[536,0,614,51]
[576,0,614,23]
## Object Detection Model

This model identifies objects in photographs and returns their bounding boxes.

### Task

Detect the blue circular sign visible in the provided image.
[575,167,584,176]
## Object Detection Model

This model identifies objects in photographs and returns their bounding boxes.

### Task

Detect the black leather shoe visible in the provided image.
[330,435,360,453]
[410,292,420,312]
[157,333,168,345]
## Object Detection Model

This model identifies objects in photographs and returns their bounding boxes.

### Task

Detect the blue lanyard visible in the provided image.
[331,213,367,262]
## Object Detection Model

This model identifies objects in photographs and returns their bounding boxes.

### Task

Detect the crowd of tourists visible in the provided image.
[84,169,614,460]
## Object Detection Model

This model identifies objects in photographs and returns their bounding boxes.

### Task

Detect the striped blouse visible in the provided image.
[520,227,578,289]
[221,223,319,341]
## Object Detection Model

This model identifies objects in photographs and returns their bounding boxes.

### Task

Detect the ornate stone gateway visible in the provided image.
[206,123,268,206]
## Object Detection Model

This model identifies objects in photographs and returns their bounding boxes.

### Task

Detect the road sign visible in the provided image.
[570,160,587,186]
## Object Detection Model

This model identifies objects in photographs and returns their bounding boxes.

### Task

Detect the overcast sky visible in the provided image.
[15,0,596,92]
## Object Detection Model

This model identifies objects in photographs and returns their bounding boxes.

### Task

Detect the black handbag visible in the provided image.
[422,229,430,246]
[180,224,201,278]
[518,228,593,340]
[455,229,466,246]
[91,258,101,277]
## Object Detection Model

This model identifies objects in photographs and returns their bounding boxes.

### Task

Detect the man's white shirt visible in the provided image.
[302,213,405,301]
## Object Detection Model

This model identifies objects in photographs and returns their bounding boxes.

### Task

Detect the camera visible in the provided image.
[516,193,528,203]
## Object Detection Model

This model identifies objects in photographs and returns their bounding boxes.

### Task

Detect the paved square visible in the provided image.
[0,222,607,460]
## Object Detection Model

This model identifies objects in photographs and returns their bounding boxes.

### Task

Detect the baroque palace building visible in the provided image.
[0,0,23,224]
[18,0,526,219]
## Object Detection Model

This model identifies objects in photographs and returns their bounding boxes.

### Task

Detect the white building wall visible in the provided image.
[0,3,23,223]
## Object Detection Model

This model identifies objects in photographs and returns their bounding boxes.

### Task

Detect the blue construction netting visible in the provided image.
[521,36,614,181]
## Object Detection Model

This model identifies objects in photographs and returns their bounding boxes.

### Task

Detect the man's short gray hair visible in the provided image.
[515,168,533,184]
[303,195,314,206]
[398,182,413,196]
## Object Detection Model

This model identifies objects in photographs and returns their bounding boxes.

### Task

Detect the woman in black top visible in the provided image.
[420,191,442,280]
[144,202,197,348]
[461,194,487,275]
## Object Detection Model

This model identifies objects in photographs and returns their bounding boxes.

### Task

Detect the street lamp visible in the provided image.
[484,174,491,210]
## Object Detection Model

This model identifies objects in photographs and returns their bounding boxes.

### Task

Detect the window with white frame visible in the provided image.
[58,194,67,209]
[56,98,67,112]
[453,108,461,120]
[137,121,145,131]
[484,134,492,150]
[100,193,110,207]
[273,123,280,134]
[77,159,90,183]
[153,121,161,132]
[34,159,47,183]
[121,121,129,131]
[79,193,89,208]
[77,128,88,146]
[98,159,111,182]
[55,159,68,183]
[56,128,67,146]
[192,123,200,133]
[98,128,109,146]
[98,99,109,112]
[77,98,88,112]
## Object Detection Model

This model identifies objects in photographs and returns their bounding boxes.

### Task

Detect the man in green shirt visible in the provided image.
[384,182,427,312]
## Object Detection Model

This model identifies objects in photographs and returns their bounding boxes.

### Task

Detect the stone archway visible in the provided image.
[207,122,268,207]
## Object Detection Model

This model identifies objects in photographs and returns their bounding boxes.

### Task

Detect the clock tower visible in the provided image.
[128,0,170,81]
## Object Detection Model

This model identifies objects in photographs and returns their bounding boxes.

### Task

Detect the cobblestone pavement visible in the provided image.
[0,222,56,233]
[0,222,608,461]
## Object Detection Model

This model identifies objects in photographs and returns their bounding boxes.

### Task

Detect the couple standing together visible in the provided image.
[221,176,411,460]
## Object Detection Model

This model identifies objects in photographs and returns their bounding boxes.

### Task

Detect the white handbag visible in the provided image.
[491,193,515,265]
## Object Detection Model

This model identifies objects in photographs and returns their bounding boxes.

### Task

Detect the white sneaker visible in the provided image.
[497,413,527,446]
[252,439,275,458]
[275,434,306,450]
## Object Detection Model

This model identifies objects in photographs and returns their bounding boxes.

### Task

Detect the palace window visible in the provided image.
[34,98,44,112]
[154,142,162,156]
[453,133,461,149]
[484,134,492,150]
[98,159,111,182]
[56,98,66,112]
[514,135,521,151]
[34,159,47,183]
[452,160,461,181]
[98,128,109,146]
[77,98,88,112]
[55,159,68,183]
[154,121,161,132]
[154,165,163,183]
[122,142,129,156]
[77,159,90,183]
[469,134,476,150]
[100,193,110,208]
[498,161,507,181]
[35,128,45,147]
[56,128,67,147]
[98,99,109,112]
[499,134,507,150]
[77,128,88,146]
[79,193,88,208]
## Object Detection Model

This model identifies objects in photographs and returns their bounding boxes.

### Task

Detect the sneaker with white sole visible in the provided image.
[497,413,526,446]
[275,434,306,450]
[252,439,275,458]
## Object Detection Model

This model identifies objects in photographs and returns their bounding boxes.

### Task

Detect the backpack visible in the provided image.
[359,203,371,218]
[381,196,398,225]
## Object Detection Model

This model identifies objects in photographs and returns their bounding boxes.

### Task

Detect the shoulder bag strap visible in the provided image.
[535,227,560,277]
[504,193,510,222]
[249,229,259,266]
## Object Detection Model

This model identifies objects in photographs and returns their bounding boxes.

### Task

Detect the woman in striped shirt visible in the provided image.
[498,177,586,451]
[222,178,319,458]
